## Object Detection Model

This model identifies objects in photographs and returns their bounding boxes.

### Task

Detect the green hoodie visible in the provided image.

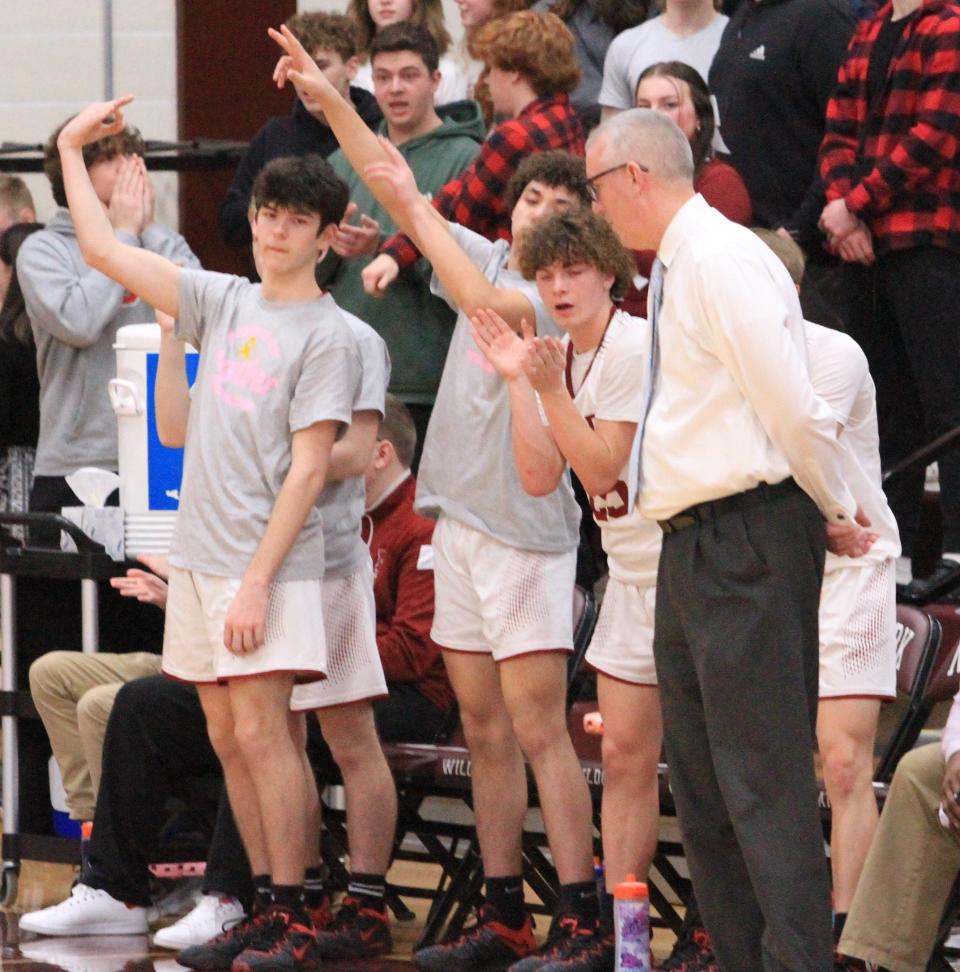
[318,100,485,404]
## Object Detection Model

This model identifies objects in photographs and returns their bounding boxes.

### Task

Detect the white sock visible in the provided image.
[896,556,914,585]
[944,552,960,564]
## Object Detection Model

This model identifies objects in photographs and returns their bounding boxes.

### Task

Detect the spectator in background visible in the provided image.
[0,175,36,235]
[0,222,43,520]
[599,0,727,122]
[17,120,198,539]
[317,23,484,461]
[622,61,750,317]
[362,11,584,297]
[710,0,856,321]
[450,0,538,97]
[218,11,383,252]
[531,0,647,124]
[347,0,473,104]
[362,394,453,742]
[819,0,960,602]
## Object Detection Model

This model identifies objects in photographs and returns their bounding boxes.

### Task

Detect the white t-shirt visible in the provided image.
[566,309,662,586]
[804,321,901,567]
[599,14,729,111]
[170,271,360,581]
[354,52,473,106]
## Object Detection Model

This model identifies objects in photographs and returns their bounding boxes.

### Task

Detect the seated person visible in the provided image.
[317,22,484,455]
[362,9,585,296]
[836,704,960,972]
[28,557,167,825]
[19,397,451,951]
[218,10,382,251]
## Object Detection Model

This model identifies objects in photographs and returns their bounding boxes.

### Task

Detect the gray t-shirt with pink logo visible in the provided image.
[417,223,580,552]
[169,269,360,581]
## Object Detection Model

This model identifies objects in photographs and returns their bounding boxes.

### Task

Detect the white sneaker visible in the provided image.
[152,894,245,950]
[19,883,149,936]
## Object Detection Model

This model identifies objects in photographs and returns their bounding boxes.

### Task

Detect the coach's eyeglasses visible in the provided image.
[584,161,649,202]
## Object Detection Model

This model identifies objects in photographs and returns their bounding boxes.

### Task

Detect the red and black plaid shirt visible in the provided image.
[380,92,585,270]
[819,0,960,253]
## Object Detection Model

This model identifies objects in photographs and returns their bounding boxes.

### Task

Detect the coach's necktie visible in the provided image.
[635,257,665,488]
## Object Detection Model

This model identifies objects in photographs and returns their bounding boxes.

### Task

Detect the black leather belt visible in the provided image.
[658,478,801,534]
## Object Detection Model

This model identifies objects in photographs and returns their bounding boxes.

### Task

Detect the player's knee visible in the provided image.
[602,729,657,781]
[822,736,869,801]
[511,708,566,763]
[232,709,287,760]
[460,706,516,758]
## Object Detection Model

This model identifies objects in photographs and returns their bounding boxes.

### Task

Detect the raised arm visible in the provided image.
[269,25,535,328]
[364,142,537,329]
[57,98,180,317]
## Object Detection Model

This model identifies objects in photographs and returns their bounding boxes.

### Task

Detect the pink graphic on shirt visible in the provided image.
[467,347,496,374]
[212,324,280,412]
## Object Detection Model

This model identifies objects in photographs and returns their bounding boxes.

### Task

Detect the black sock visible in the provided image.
[271,883,304,910]
[558,880,598,925]
[347,872,386,913]
[252,874,272,915]
[304,867,325,909]
[599,889,614,928]
[833,912,847,944]
[485,875,526,929]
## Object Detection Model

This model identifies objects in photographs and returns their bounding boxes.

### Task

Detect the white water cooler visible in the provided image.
[108,324,198,555]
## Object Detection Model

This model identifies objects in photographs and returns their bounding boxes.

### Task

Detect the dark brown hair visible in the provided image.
[370,22,439,73]
[636,61,714,173]
[505,151,589,213]
[252,155,349,230]
[43,121,145,208]
[378,393,417,468]
[0,222,44,345]
[516,209,636,300]
[347,0,451,59]
[548,0,648,33]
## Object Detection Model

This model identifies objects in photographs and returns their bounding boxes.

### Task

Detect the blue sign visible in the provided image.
[145,353,199,510]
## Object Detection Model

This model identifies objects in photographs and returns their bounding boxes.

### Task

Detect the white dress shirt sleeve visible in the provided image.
[693,251,857,524]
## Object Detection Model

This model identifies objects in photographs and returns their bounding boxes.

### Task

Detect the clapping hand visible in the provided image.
[523,335,567,396]
[331,202,381,259]
[471,308,534,381]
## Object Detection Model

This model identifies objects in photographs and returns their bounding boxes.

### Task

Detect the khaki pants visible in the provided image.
[841,743,960,972]
[28,651,163,820]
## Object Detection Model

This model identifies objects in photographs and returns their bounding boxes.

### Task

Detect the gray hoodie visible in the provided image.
[17,209,199,477]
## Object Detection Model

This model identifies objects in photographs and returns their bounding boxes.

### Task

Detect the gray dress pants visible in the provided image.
[653,483,833,972]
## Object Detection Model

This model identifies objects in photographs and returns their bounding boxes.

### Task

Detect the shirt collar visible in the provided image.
[657,193,709,270]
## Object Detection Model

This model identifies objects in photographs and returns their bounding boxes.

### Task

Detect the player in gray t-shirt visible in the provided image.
[57,98,360,969]
[268,25,603,969]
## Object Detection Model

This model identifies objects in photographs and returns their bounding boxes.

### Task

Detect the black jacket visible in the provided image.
[218,88,383,248]
[710,0,856,253]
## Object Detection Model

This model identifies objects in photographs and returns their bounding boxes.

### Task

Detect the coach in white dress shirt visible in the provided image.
[584,109,876,972]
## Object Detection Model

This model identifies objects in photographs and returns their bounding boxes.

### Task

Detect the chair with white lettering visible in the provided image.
[380,583,598,948]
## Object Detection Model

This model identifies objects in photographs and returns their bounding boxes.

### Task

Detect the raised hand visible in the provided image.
[471,308,533,381]
[362,253,400,296]
[269,24,333,102]
[522,335,567,395]
[363,136,423,210]
[57,96,135,151]
[108,156,147,235]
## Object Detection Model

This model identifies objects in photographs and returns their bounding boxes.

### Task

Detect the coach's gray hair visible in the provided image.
[587,108,694,185]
